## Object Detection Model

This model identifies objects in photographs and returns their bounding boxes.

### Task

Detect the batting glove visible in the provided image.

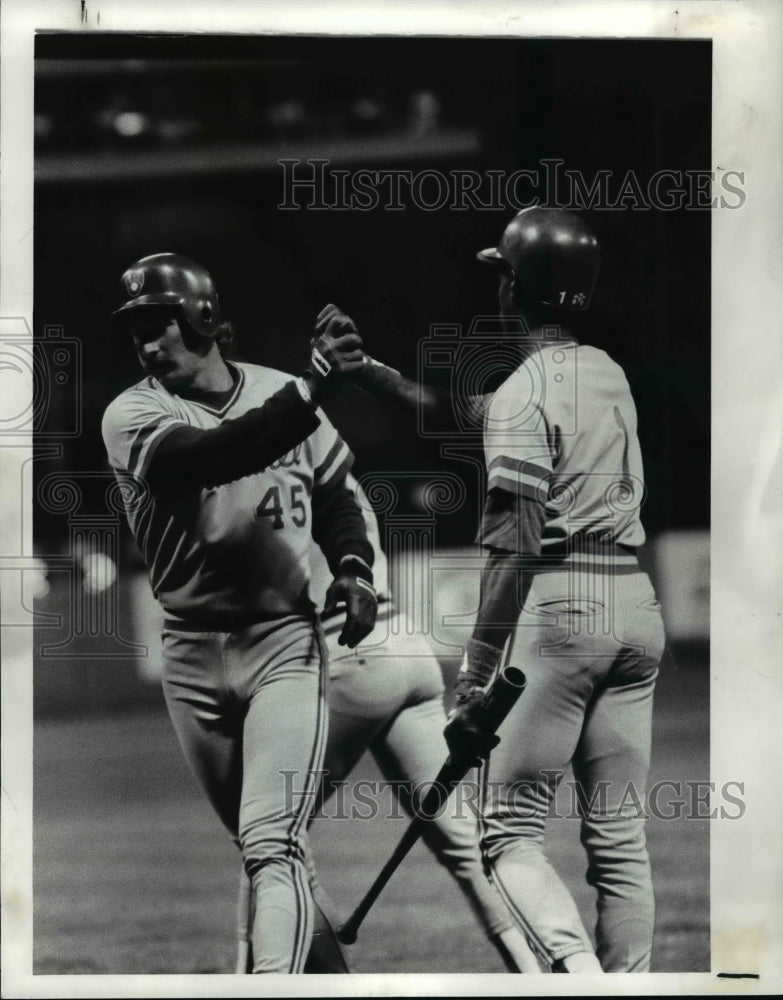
[307,304,367,394]
[323,555,378,648]
[444,693,500,767]
[443,638,504,765]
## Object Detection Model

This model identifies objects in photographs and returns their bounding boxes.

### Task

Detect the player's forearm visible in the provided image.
[472,551,533,650]
[355,357,452,420]
[311,478,374,576]
[148,380,320,494]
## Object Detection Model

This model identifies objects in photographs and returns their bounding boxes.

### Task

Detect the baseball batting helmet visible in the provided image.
[112,253,221,338]
[477,207,600,311]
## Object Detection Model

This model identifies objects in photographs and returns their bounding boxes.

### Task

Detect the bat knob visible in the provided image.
[336,923,358,945]
[502,666,526,688]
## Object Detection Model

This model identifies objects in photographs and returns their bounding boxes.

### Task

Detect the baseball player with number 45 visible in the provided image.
[102,252,378,974]
[319,207,667,974]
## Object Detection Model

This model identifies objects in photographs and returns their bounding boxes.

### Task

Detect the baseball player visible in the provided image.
[317,207,667,973]
[101,253,378,974]
[235,472,540,974]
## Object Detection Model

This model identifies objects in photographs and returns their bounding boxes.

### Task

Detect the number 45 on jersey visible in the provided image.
[256,484,307,530]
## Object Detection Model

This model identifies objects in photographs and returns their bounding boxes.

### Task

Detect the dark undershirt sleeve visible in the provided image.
[311,476,374,576]
[476,487,546,556]
[146,380,320,497]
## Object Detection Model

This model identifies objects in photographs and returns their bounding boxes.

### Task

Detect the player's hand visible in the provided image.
[323,557,378,648]
[308,304,366,394]
[314,303,359,339]
[444,685,500,767]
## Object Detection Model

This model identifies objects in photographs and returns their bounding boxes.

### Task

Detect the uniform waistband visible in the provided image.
[162,608,317,633]
[518,542,642,575]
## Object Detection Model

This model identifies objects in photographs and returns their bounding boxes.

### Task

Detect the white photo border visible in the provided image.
[2,0,782,996]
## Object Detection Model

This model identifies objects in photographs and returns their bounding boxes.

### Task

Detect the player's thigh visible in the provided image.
[490,572,614,785]
[321,641,406,787]
[572,676,657,823]
[370,684,447,792]
[574,574,664,803]
[371,696,444,806]
[161,628,243,835]
[327,610,442,715]
[236,620,327,849]
[322,613,444,793]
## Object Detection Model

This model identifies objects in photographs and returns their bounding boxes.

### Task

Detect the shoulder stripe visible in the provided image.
[127,419,183,480]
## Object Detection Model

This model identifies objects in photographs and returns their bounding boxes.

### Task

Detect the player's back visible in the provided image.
[485,340,646,553]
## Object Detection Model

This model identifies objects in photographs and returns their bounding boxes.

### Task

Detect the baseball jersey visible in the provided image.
[479,340,646,558]
[102,362,354,622]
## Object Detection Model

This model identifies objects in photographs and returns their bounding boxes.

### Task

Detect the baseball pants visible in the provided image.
[161,613,328,974]
[314,605,513,940]
[479,566,666,971]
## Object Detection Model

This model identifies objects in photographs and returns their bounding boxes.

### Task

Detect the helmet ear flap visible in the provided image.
[198,302,215,334]
[495,266,518,308]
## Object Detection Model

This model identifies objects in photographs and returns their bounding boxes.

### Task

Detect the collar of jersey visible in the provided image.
[169,361,245,417]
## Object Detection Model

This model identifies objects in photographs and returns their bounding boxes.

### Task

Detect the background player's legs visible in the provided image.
[316,685,395,807]
[372,694,508,935]
[332,635,538,972]
[371,690,540,972]
[573,575,665,972]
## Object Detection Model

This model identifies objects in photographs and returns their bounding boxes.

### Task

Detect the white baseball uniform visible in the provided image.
[103,361,363,973]
[476,339,666,971]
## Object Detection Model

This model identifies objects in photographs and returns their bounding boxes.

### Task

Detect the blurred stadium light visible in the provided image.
[35,57,481,183]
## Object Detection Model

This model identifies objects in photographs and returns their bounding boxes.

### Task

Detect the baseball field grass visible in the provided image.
[33,649,709,976]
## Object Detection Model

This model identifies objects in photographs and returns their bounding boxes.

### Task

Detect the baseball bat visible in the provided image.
[336,665,526,945]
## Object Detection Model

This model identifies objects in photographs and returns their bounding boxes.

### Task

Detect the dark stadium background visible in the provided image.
[32,34,711,974]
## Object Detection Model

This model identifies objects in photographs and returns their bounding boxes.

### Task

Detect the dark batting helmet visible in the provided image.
[477,207,600,311]
[112,253,221,338]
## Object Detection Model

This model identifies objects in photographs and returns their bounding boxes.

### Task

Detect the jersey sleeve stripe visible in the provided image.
[487,469,549,501]
[487,455,551,478]
[313,439,345,481]
[127,418,183,480]
[314,442,353,487]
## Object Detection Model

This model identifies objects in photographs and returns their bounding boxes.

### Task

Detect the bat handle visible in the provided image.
[478,665,526,730]
[336,666,526,946]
